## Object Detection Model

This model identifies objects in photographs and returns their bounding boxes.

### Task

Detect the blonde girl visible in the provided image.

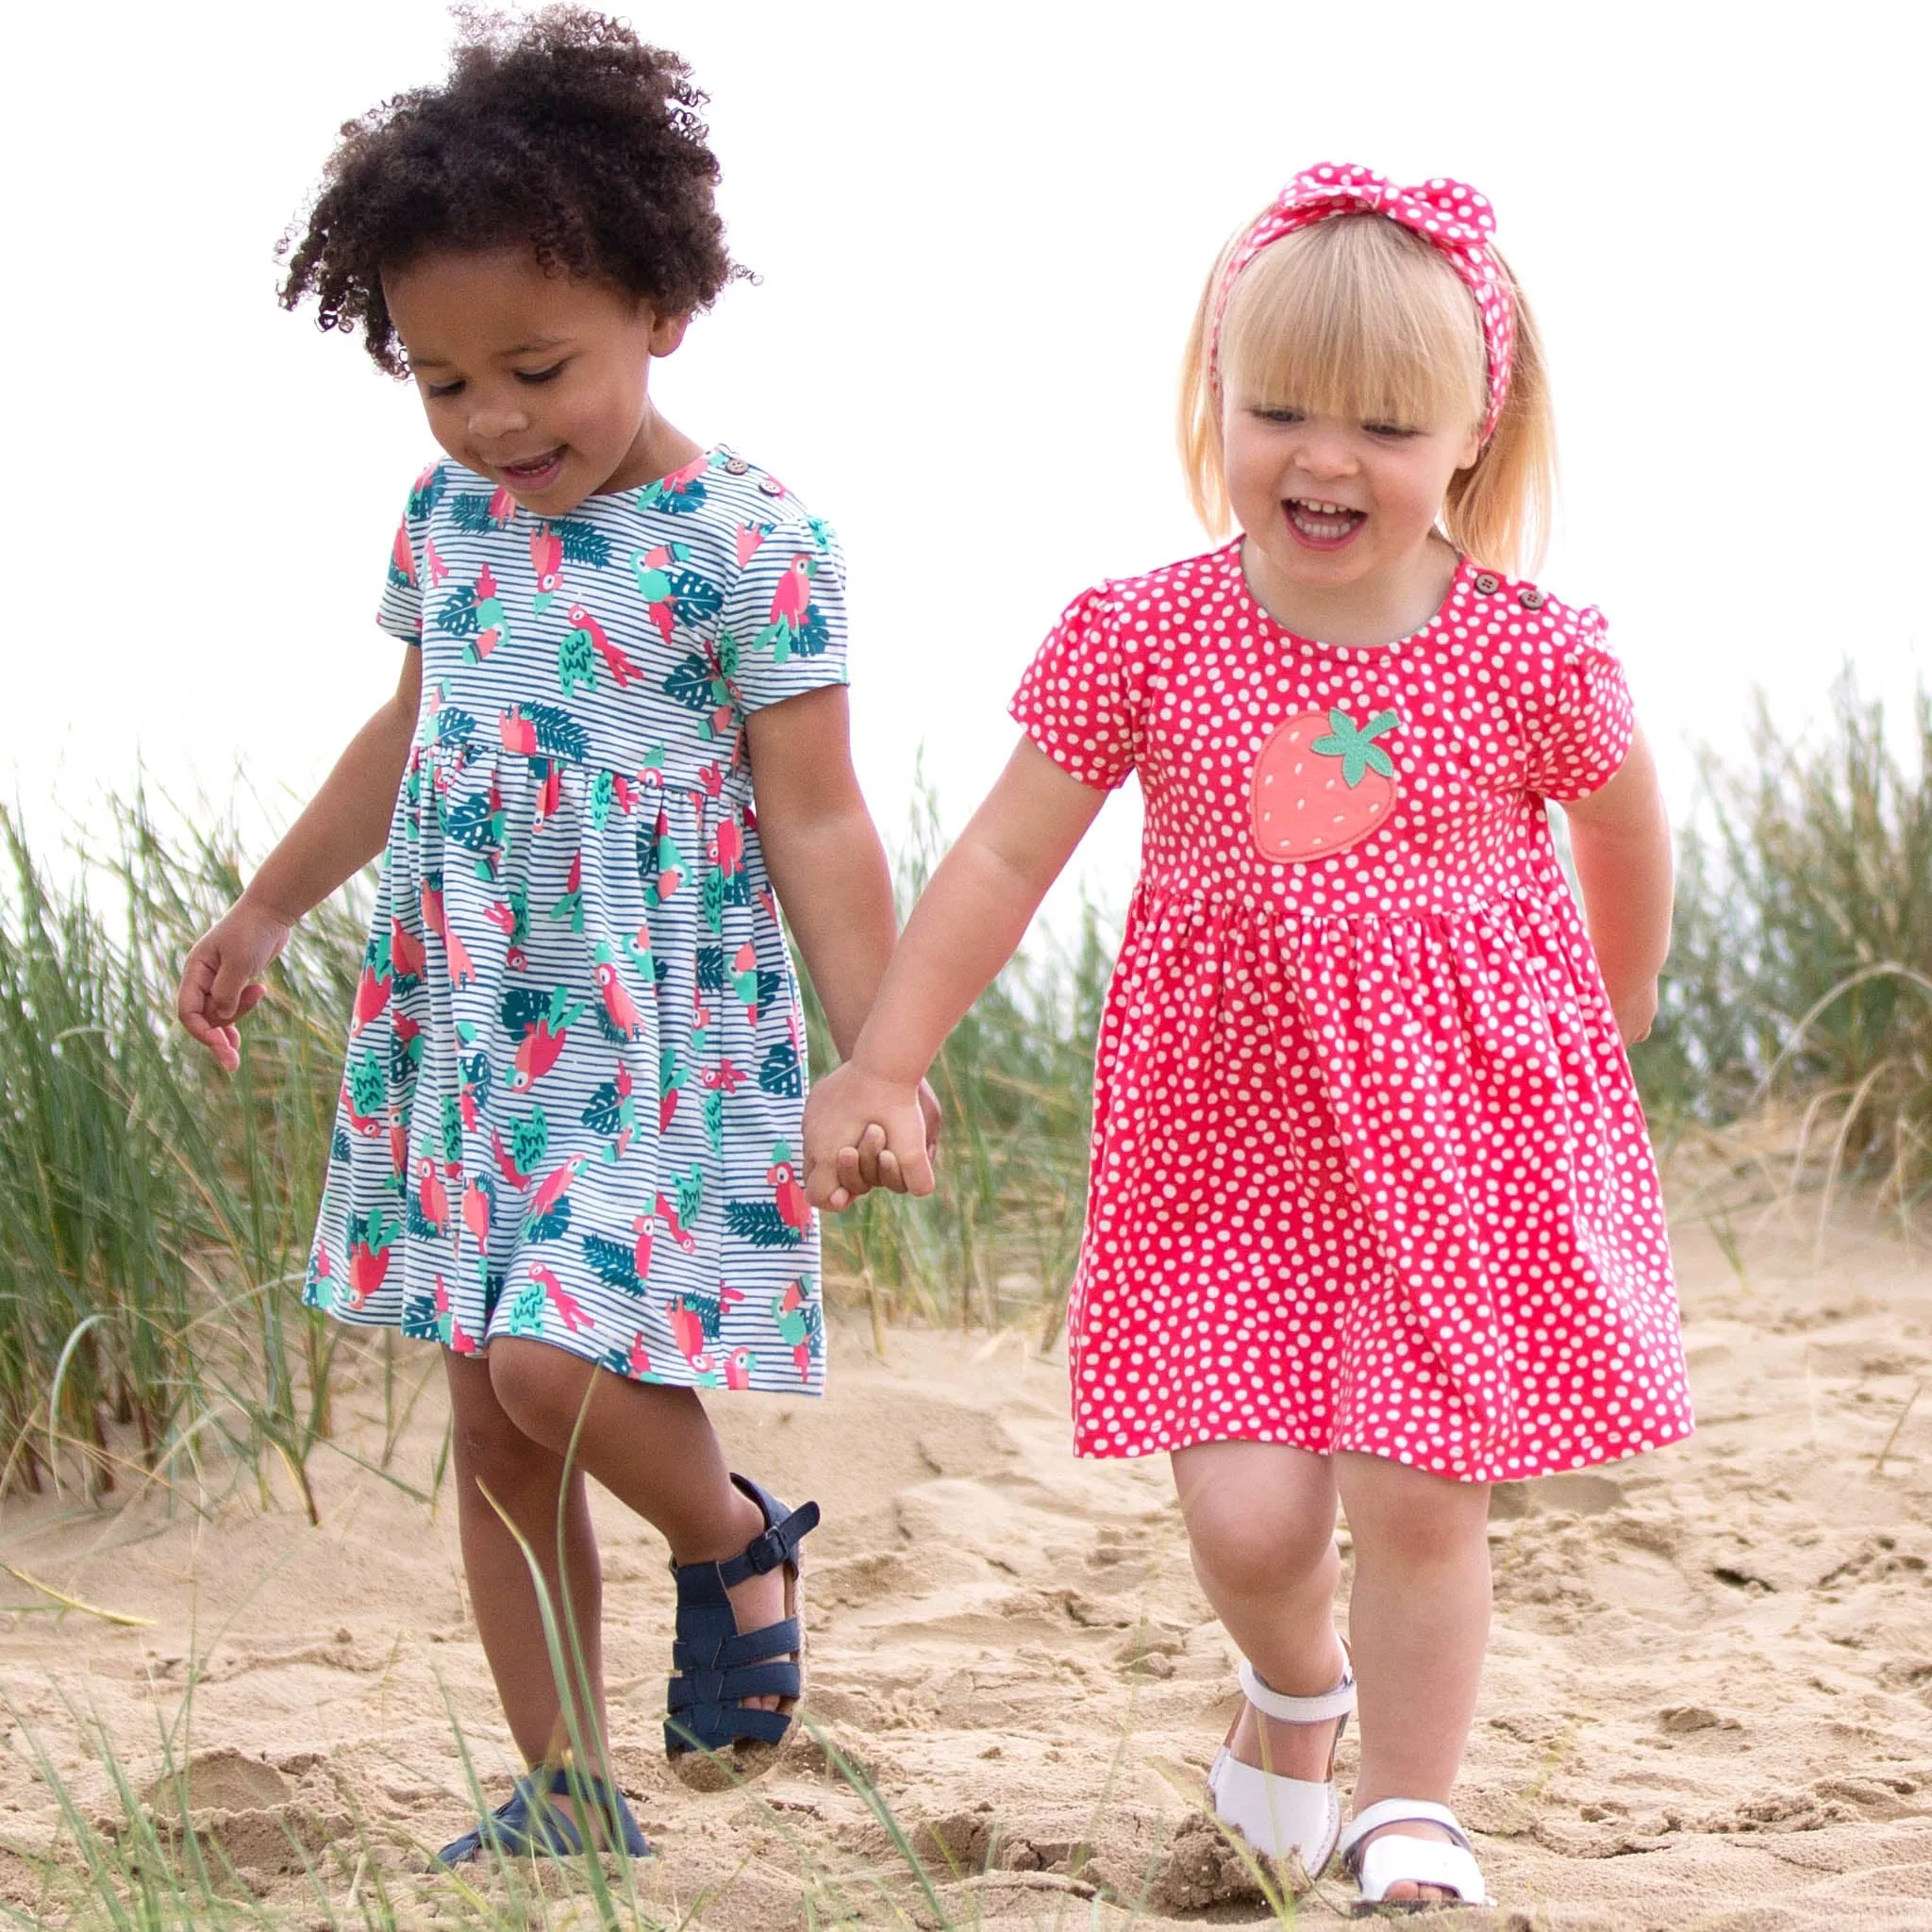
[803,164,1690,1909]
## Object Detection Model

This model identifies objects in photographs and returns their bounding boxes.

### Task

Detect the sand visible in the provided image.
[2,1202,1930,1928]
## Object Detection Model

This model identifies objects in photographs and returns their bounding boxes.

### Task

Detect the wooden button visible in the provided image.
[758,476,786,497]
[724,457,751,475]
[1518,587,1545,609]
[1474,572,1500,595]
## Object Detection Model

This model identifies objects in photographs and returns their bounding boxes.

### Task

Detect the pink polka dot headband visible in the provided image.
[1211,161,1516,440]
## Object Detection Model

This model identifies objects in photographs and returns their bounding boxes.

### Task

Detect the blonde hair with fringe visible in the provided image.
[1178,210,1556,576]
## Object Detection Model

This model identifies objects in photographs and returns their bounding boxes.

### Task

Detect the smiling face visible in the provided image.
[1224,398,1479,623]
[383,247,691,513]
[1202,215,1490,641]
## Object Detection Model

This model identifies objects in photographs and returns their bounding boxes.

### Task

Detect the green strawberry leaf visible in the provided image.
[1309,708,1402,788]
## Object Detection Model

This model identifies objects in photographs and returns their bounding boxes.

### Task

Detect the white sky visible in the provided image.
[5,0,1927,922]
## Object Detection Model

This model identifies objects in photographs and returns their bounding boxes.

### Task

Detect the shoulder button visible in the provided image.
[1518,587,1545,609]
[1474,572,1500,595]
[724,457,751,475]
[758,476,787,497]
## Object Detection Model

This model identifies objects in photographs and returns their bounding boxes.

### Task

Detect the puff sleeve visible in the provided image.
[1524,608,1635,801]
[1008,584,1142,791]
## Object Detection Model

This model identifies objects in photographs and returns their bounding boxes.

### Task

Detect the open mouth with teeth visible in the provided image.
[497,448,567,487]
[1284,498,1366,548]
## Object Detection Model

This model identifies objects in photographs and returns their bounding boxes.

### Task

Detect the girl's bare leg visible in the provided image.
[1334,1450,1492,1905]
[483,1339,784,1709]
[1172,1441,1347,1783]
[444,1351,607,1767]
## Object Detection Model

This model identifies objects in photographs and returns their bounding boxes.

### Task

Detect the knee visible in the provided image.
[486,1339,594,1454]
[1341,1459,1489,1569]
[1184,1482,1338,1600]
[450,1395,535,1491]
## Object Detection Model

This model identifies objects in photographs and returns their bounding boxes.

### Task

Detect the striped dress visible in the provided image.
[304,446,839,1397]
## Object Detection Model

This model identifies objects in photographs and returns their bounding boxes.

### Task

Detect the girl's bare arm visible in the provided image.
[176,649,422,1068]
[743,684,942,1160]
[743,685,899,1060]
[245,649,425,924]
[803,737,1108,1205]
[1561,726,1673,1044]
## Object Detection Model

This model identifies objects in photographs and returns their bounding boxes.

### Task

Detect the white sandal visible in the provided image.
[1207,1650,1356,1879]
[1338,1799,1489,1911]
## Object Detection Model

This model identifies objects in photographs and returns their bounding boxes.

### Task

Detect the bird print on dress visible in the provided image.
[773,1275,823,1382]
[723,1141,809,1249]
[530,525,563,615]
[307,449,844,1398]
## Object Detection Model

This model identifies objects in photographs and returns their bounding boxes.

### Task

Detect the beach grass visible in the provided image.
[0,794,369,1517]
[0,684,1927,1919]
[0,681,1926,1515]
[1640,678,1932,1231]
[797,780,1111,1347]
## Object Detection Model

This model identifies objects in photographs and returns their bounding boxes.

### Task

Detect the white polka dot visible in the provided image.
[1008,542,1691,1481]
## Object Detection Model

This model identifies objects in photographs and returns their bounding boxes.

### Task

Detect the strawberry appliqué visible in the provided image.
[1251,708,1401,861]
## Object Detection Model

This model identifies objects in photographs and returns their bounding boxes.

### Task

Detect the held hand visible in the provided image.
[836,1074,943,1203]
[176,898,292,1073]
[804,1063,935,1210]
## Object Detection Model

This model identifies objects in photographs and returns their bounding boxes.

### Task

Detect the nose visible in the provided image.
[1292,420,1358,480]
[467,401,531,442]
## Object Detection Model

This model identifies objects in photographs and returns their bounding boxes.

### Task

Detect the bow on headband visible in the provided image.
[1211,162,1516,440]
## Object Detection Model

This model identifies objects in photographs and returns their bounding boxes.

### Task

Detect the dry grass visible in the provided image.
[1,682,1926,1512]
[1641,678,1932,1235]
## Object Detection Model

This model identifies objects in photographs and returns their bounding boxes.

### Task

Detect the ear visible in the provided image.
[648,310,693,358]
[1457,423,1483,470]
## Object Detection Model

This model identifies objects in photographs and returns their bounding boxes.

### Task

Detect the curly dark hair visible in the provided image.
[280,6,742,375]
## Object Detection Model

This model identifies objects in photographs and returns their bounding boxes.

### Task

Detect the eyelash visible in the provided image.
[421,362,566,400]
[1252,408,1418,440]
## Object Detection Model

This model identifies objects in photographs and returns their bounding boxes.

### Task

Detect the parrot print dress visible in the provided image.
[304,447,835,1396]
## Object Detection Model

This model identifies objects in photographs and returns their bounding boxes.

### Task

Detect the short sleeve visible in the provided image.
[725,517,849,713]
[375,470,433,647]
[1008,584,1141,791]
[1524,608,1634,802]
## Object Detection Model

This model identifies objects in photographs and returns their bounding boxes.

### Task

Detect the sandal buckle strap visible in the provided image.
[1238,1657,1357,1725]
[718,1502,821,1585]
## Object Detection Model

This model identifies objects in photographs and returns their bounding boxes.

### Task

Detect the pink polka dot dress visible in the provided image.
[1010,542,1694,1482]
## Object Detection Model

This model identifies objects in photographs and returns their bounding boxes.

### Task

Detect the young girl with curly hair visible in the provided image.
[176,6,933,1862]
[805,166,1692,1909]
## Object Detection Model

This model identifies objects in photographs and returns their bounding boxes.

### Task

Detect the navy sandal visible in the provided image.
[435,1763,650,1865]
[665,1473,820,1789]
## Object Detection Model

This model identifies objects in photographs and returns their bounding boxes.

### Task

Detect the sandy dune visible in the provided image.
[3,1207,1930,1927]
